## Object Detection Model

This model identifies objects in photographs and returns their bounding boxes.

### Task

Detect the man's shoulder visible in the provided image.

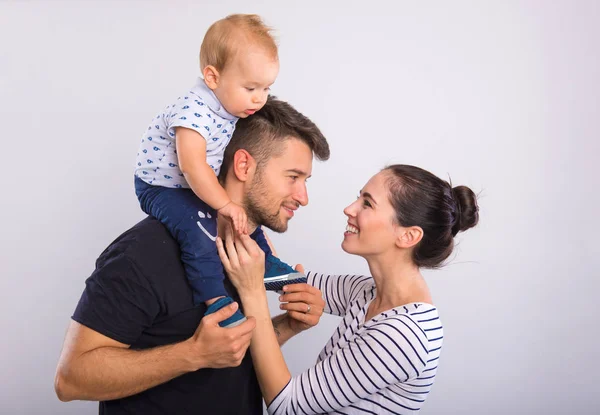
[108,216,174,247]
[97,216,182,273]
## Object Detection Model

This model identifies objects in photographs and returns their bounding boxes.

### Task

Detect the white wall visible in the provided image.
[1,1,598,414]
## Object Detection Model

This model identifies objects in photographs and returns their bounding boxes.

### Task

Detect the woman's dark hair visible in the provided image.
[383,164,479,268]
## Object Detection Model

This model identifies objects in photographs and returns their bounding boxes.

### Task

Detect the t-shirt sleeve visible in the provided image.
[306,272,375,316]
[71,253,159,345]
[167,96,218,142]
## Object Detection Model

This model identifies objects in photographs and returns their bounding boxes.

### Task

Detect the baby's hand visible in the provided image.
[218,201,248,234]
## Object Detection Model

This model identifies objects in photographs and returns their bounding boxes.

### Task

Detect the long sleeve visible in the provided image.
[306,272,375,317]
[267,311,431,415]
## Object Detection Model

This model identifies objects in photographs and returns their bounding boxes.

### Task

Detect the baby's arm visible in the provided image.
[175,127,247,233]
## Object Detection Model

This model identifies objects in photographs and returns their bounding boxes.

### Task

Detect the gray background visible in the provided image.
[1,1,599,414]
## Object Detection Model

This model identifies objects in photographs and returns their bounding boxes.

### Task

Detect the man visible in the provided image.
[54,97,330,414]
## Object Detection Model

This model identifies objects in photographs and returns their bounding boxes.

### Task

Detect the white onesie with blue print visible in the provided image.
[134,78,238,188]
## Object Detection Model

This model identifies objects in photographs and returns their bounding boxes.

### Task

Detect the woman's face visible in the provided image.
[342,171,400,258]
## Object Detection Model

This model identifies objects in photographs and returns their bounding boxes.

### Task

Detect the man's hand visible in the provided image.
[278,265,325,334]
[186,301,256,369]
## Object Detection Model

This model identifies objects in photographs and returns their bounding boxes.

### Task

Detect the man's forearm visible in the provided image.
[56,341,193,401]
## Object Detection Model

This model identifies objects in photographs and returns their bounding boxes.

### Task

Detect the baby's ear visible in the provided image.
[203,66,220,89]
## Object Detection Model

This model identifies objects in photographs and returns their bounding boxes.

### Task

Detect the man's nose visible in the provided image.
[294,182,309,206]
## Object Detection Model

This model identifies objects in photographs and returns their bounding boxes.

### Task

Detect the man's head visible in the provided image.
[219,96,330,232]
[200,14,279,118]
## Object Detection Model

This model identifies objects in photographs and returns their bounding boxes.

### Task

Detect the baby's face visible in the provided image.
[214,47,279,118]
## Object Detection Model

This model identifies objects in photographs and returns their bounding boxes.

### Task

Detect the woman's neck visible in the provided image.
[364,252,432,321]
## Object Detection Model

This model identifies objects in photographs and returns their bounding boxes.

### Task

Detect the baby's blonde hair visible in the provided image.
[200,14,278,72]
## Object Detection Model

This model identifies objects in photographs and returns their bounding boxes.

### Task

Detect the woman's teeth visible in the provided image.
[346,224,359,234]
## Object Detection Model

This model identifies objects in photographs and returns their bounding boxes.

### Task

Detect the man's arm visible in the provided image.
[55,303,255,402]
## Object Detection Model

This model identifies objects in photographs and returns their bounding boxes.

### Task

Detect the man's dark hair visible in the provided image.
[219,96,330,182]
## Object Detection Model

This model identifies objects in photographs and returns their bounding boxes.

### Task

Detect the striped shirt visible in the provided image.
[268,273,443,415]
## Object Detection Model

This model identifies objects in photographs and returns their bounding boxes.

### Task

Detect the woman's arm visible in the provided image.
[244,287,430,413]
[290,272,374,317]
[216,233,292,399]
[265,314,431,414]
[241,293,293,401]
[217,234,430,413]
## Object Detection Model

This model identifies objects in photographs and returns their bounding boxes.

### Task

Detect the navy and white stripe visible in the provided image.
[268,273,443,415]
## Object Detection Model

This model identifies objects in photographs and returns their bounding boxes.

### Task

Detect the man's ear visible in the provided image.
[232,149,256,182]
[396,226,423,249]
[203,65,220,90]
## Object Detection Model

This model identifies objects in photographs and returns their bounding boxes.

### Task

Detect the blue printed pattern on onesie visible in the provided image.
[134,78,238,188]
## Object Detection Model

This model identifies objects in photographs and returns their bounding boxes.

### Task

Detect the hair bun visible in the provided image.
[451,186,479,235]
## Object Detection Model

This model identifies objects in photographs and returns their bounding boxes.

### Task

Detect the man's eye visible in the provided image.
[290,176,298,181]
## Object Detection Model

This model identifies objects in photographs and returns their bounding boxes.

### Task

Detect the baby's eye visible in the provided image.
[245,87,255,92]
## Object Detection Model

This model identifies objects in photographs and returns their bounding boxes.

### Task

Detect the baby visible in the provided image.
[134,14,304,328]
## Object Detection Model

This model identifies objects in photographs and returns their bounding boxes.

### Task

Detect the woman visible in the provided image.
[217,164,479,414]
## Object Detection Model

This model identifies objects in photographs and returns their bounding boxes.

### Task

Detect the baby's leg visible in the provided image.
[250,227,308,291]
[134,177,245,327]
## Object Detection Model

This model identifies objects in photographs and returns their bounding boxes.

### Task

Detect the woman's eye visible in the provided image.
[357,195,371,208]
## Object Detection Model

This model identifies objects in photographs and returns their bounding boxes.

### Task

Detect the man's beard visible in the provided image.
[244,172,288,233]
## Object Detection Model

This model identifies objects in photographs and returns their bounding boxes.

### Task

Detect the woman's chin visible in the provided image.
[341,238,356,254]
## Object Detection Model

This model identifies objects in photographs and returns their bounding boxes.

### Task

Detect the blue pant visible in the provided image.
[134,176,271,305]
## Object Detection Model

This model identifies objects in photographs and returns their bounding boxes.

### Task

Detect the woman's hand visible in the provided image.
[279,265,326,334]
[216,230,265,294]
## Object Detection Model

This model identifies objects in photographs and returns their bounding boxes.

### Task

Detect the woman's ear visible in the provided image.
[232,149,256,182]
[396,226,423,249]
[203,65,220,90]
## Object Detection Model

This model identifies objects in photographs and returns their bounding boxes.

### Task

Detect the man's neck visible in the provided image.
[218,176,259,235]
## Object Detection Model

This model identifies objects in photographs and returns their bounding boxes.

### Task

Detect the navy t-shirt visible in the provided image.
[72,217,262,414]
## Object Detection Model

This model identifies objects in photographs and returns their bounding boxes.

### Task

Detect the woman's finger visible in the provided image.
[287,310,313,326]
[238,233,262,257]
[215,237,231,271]
[233,234,250,260]
[282,284,325,307]
[282,283,320,295]
[224,230,240,268]
[240,213,247,235]
[280,302,321,315]
[278,292,312,304]
[222,223,234,241]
